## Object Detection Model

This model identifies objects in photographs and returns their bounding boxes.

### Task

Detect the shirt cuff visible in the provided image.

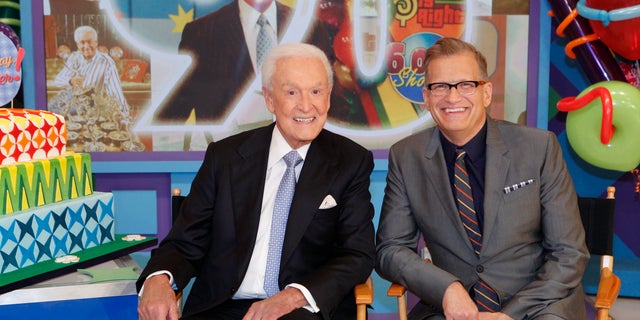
[138,270,176,297]
[286,283,320,313]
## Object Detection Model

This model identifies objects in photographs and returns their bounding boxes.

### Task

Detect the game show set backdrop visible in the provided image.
[38,0,530,154]
[22,0,640,312]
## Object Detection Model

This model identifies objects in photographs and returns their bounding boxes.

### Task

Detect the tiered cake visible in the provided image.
[0,108,116,274]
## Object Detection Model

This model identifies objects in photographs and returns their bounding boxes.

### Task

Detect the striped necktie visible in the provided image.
[454,148,500,312]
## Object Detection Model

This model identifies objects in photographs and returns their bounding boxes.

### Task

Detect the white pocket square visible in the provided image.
[319,195,337,209]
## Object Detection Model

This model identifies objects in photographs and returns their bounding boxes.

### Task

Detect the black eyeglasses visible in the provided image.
[426,80,487,97]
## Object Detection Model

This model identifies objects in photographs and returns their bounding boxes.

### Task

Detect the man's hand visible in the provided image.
[242,287,308,320]
[442,281,479,320]
[137,274,179,320]
[69,75,85,88]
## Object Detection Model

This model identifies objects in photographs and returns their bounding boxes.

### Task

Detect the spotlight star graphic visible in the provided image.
[169,5,194,33]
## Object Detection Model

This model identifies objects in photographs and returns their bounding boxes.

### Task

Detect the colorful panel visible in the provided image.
[0,192,114,274]
[0,152,93,216]
[0,109,67,166]
[0,294,138,320]
[549,14,640,297]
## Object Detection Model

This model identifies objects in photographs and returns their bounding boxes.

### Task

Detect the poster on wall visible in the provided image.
[42,0,529,153]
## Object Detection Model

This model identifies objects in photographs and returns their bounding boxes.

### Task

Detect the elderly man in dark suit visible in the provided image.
[154,0,332,124]
[137,42,375,320]
[375,37,589,320]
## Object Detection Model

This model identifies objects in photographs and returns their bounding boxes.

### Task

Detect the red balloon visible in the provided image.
[587,0,640,60]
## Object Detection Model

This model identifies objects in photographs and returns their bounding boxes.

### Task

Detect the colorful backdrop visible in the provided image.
[541,0,640,298]
[36,0,528,155]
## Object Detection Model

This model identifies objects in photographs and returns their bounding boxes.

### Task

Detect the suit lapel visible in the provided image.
[224,5,253,81]
[482,119,509,248]
[280,130,338,268]
[231,125,273,278]
[423,129,473,251]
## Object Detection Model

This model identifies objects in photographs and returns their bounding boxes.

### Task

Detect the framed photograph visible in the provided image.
[31,0,531,159]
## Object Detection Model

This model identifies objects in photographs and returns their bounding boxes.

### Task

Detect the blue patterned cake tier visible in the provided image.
[0,192,115,274]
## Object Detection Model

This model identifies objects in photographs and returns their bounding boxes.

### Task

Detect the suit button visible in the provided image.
[230,287,236,293]
[476,265,484,273]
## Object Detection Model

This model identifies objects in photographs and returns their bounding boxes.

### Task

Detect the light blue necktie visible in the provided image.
[256,14,274,69]
[264,150,302,296]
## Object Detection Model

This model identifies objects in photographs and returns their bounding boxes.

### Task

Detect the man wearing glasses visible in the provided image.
[375,37,588,320]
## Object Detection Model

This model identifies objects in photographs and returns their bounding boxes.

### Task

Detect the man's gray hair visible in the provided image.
[74,25,98,42]
[261,43,333,90]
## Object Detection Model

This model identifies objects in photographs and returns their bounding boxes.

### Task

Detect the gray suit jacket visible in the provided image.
[376,117,589,319]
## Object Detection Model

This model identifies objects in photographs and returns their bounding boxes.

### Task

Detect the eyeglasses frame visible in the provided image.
[425,80,487,97]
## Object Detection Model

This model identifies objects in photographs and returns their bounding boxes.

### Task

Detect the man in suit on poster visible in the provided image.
[138,43,375,320]
[154,0,333,124]
[375,37,589,319]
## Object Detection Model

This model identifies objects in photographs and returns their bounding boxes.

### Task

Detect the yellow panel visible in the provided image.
[377,79,419,126]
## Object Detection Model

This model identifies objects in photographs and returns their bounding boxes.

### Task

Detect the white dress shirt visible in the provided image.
[238,1,277,73]
[233,125,319,312]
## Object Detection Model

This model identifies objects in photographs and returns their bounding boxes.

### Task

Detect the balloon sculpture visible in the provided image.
[557,81,640,171]
[0,22,23,107]
[550,0,640,173]
[548,0,627,83]
[577,0,640,61]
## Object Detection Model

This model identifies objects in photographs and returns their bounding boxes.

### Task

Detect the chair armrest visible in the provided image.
[387,282,408,320]
[355,276,373,320]
[387,283,407,297]
[594,267,621,309]
[355,276,374,305]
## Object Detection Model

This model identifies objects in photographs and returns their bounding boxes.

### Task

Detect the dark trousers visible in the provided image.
[183,298,322,320]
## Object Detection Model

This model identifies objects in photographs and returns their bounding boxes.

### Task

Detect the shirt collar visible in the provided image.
[239,0,278,32]
[81,51,98,62]
[441,120,487,164]
[268,125,310,169]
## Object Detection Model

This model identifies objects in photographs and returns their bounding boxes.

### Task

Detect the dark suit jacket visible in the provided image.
[137,123,376,319]
[154,2,333,123]
[376,117,589,319]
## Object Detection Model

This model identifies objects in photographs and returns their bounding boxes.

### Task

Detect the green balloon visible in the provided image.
[566,81,640,171]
